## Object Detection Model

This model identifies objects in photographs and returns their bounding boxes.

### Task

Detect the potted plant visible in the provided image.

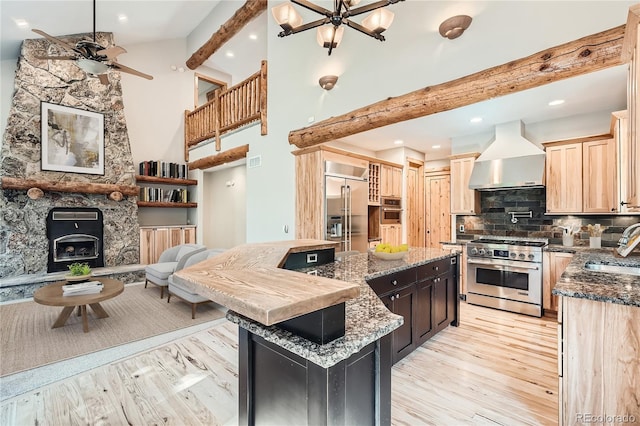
[66,262,92,282]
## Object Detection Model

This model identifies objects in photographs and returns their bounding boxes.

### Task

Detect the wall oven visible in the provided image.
[380,197,402,224]
[466,237,547,317]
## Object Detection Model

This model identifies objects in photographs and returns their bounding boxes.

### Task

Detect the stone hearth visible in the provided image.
[1,32,139,279]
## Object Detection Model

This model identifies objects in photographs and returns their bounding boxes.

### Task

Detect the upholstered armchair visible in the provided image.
[144,244,206,298]
[167,248,226,318]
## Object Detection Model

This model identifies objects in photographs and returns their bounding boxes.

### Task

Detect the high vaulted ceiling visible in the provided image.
[1,1,635,158]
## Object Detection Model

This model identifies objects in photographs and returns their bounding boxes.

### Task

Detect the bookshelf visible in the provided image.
[135,175,197,208]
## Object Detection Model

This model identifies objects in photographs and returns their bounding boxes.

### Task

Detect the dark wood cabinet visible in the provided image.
[370,255,459,364]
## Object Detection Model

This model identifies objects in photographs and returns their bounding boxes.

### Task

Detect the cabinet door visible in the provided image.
[546,143,583,213]
[583,138,617,213]
[389,285,416,363]
[380,164,393,197]
[543,252,573,312]
[391,167,403,197]
[415,279,434,344]
[379,225,401,246]
[154,228,170,263]
[450,157,479,214]
[169,227,184,246]
[433,274,455,332]
[183,227,196,244]
[139,228,155,265]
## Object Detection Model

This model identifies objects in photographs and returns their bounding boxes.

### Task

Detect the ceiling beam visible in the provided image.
[288,24,626,149]
[186,0,267,70]
[189,145,250,170]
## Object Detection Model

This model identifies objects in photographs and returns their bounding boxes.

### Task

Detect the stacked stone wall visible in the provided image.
[0,32,139,277]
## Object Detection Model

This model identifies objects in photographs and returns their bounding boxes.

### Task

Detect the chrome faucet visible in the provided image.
[618,223,640,246]
[617,222,640,257]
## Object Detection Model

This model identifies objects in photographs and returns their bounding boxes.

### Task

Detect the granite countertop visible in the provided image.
[226,246,456,368]
[552,248,640,307]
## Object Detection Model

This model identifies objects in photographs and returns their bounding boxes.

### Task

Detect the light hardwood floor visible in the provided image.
[0,303,557,425]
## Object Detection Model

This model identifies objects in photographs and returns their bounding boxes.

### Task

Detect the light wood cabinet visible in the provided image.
[139,225,197,264]
[542,251,573,312]
[380,224,402,246]
[545,142,583,213]
[368,162,380,204]
[613,110,640,212]
[545,136,617,214]
[425,173,451,248]
[381,164,402,198]
[558,296,640,424]
[449,154,480,215]
[583,138,617,213]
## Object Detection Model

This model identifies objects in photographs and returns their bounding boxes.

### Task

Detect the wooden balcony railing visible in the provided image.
[184,60,267,158]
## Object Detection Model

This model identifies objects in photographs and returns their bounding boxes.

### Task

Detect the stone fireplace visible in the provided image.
[0,32,140,279]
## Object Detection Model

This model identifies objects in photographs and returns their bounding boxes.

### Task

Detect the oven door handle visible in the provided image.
[467,258,540,271]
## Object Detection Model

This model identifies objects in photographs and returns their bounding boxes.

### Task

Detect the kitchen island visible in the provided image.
[173,240,458,425]
[552,249,640,424]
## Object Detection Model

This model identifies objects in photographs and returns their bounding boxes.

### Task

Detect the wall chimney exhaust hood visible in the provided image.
[468,120,546,190]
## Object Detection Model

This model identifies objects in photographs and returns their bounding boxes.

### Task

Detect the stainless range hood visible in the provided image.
[468,120,546,190]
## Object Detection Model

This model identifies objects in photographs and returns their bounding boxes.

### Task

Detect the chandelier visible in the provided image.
[272,0,403,55]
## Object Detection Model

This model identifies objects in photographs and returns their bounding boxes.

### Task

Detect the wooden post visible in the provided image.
[288,25,625,149]
[214,88,222,151]
[260,60,268,136]
[184,110,190,162]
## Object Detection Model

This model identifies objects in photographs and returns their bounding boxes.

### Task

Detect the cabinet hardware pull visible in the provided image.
[392,280,398,285]
[390,295,395,301]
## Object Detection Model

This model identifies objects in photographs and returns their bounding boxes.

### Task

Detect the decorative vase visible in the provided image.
[562,234,574,247]
[589,236,601,249]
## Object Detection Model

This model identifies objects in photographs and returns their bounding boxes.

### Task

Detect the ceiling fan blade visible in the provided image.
[98,74,110,85]
[110,62,153,80]
[97,46,127,60]
[35,55,76,60]
[32,29,78,53]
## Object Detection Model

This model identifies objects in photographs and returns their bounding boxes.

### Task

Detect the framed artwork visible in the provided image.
[41,102,105,175]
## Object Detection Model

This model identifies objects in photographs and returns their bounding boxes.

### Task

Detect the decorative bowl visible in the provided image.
[65,274,91,283]
[371,250,407,261]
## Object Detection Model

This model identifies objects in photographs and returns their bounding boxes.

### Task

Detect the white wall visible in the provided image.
[202,164,246,248]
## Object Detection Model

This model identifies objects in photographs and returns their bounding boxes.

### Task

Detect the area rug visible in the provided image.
[0,283,226,377]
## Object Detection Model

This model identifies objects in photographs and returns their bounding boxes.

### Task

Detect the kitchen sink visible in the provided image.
[584,262,640,276]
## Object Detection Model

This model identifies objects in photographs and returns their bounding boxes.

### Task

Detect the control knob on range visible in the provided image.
[478,249,486,256]
[528,253,535,260]
[470,248,478,256]
[510,252,516,259]
[518,253,525,260]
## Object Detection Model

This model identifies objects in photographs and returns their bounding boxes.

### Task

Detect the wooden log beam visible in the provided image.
[0,177,138,197]
[288,25,626,149]
[188,144,250,170]
[186,0,267,70]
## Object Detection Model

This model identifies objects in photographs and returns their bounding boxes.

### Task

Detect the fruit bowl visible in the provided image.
[371,250,407,261]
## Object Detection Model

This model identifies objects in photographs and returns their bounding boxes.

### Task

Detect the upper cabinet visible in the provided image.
[544,136,617,214]
[622,6,640,212]
[450,154,480,215]
[381,164,402,198]
[613,110,640,212]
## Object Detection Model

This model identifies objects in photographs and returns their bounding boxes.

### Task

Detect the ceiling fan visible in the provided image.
[32,0,153,85]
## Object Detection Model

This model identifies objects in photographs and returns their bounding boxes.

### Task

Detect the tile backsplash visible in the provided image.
[455,188,639,247]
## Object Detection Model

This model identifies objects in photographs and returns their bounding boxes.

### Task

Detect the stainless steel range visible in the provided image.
[466,236,548,317]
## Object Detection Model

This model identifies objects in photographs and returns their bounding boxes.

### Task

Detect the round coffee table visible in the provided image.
[33,277,124,333]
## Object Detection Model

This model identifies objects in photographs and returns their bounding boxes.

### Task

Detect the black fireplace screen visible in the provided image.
[46,208,104,273]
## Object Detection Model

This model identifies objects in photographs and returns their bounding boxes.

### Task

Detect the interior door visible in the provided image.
[425,173,451,248]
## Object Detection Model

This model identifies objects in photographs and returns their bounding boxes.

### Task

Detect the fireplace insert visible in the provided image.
[46,207,104,273]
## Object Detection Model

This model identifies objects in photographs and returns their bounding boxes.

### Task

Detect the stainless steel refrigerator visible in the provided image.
[324,161,368,253]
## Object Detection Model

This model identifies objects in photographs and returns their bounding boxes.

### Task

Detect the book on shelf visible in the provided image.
[63,281,104,296]
[138,161,188,179]
[139,187,189,203]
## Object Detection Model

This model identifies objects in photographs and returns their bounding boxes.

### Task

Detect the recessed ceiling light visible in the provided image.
[249,33,258,40]
[394,139,403,145]
[225,51,235,58]
[14,18,29,29]
[548,99,565,106]
[432,145,441,149]
[118,14,128,23]
[470,117,482,123]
